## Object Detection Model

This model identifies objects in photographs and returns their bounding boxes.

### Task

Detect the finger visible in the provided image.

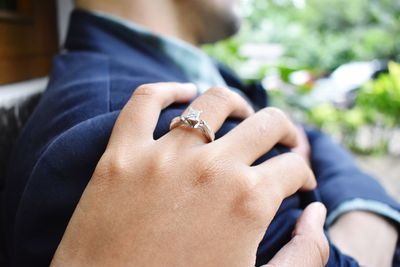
[215,107,298,165]
[262,202,329,267]
[167,87,254,144]
[291,126,311,165]
[108,83,197,146]
[251,152,316,212]
[293,202,327,238]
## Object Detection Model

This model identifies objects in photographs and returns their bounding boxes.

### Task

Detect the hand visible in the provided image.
[329,211,398,267]
[51,82,318,267]
[263,202,329,267]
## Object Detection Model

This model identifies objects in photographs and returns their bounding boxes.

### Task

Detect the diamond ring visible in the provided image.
[169,107,215,142]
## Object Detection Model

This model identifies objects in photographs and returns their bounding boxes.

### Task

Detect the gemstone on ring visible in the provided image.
[169,107,215,142]
[182,107,203,128]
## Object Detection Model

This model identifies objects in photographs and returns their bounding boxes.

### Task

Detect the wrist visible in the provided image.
[329,211,398,267]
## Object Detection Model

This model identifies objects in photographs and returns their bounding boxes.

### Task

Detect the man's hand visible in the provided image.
[50,82,323,267]
[291,125,398,266]
[329,211,398,267]
[263,202,329,267]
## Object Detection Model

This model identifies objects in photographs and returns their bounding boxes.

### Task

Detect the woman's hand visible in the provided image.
[292,126,311,165]
[51,83,328,267]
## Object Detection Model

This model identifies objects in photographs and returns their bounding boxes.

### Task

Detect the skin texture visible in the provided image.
[329,211,398,267]
[295,126,398,266]
[294,127,398,266]
[73,0,398,264]
[51,83,329,267]
[174,0,241,43]
[75,0,240,44]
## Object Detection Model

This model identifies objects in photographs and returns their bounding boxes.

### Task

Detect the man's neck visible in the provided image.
[76,0,199,45]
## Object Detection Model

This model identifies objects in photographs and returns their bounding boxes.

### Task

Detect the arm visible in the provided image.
[329,210,397,267]
[304,128,399,266]
[306,128,400,213]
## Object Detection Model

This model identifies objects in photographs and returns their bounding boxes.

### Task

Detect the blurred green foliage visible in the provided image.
[358,62,400,126]
[204,0,400,154]
[307,62,400,127]
[205,0,400,72]
[304,62,400,154]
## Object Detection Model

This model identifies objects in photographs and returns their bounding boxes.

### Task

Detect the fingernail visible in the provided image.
[308,202,327,222]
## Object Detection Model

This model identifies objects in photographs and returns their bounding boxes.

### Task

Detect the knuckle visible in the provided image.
[138,146,178,180]
[234,171,257,195]
[93,151,130,184]
[105,152,128,175]
[261,107,291,128]
[257,107,283,127]
[151,149,177,172]
[134,84,157,97]
[231,172,264,220]
[255,107,299,148]
[285,152,313,178]
[207,87,233,104]
[264,107,287,121]
[252,113,271,138]
[285,152,307,168]
[284,152,314,184]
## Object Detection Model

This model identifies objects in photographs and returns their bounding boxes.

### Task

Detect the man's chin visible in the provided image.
[200,18,242,44]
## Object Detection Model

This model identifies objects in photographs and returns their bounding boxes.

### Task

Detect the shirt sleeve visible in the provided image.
[305,128,400,217]
[326,198,400,226]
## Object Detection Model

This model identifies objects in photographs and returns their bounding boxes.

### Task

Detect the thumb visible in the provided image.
[262,202,329,267]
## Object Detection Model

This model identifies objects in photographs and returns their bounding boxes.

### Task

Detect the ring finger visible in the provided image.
[165,86,254,144]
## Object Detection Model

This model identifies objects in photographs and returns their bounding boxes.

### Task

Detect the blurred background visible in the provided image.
[204,0,400,198]
[0,0,399,198]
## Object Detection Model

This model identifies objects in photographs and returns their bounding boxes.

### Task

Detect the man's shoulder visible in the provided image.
[9,50,174,179]
[48,51,186,111]
[13,50,187,172]
[48,51,134,102]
